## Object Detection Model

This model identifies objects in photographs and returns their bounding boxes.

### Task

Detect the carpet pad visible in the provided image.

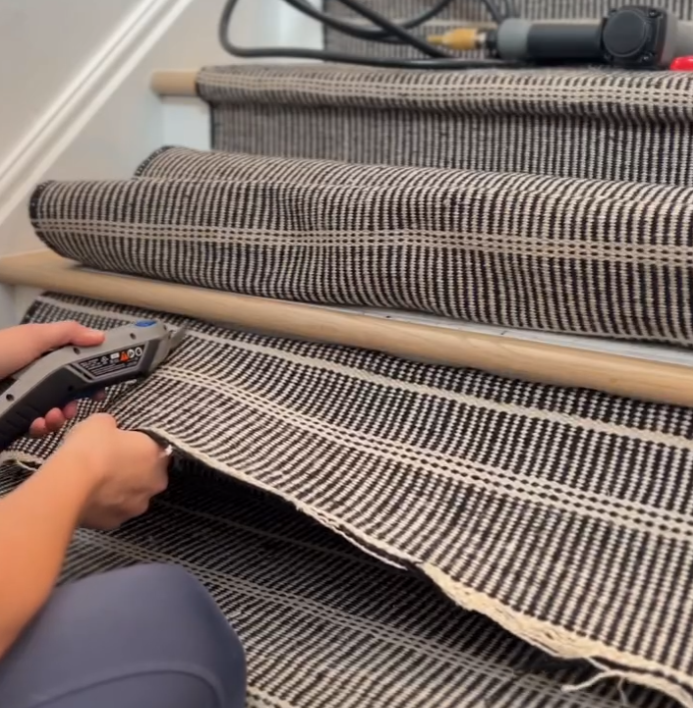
[3,292,693,706]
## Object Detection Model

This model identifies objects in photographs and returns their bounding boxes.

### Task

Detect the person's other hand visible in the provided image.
[45,413,170,530]
[0,321,105,437]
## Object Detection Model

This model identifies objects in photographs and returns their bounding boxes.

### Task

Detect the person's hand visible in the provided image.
[44,413,170,530]
[0,321,105,437]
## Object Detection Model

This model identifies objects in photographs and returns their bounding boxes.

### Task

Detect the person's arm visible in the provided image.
[0,320,107,655]
[0,413,169,660]
[0,322,168,658]
[0,457,95,657]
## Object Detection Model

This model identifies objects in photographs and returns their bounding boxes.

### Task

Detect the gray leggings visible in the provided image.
[0,564,246,708]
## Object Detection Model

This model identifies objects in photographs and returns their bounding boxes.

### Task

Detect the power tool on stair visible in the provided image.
[219,1,693,71]
[0,320,185,450]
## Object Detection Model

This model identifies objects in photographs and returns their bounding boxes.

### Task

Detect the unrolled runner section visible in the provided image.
[6,292,693,706]
[31,148,693,346]
[0,460,675,708]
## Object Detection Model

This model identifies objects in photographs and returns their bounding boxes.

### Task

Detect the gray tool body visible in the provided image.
[0,320,185,450]
[492,7,685,68]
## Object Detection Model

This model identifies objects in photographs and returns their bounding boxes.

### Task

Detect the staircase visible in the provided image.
[3,3,693,706]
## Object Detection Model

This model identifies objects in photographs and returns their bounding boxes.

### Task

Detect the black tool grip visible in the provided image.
[0,368,86,450]
[0,368,143,451]
[527,22,603,61]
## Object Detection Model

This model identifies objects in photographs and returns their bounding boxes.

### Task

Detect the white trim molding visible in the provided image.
[0,0,197,227]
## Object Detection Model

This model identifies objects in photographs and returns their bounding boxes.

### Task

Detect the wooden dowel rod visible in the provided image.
[2,251,693,407]
[150,71,198,97]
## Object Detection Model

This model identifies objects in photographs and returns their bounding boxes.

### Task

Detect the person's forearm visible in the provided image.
[0,460,91,658]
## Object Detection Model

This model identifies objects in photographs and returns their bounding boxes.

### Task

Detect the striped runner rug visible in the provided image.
[196,63,693,185]
[31,147,693,346]
[2,291,693,707]
[0,459,671,708]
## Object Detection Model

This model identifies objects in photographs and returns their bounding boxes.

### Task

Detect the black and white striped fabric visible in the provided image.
[3,292,693,707]
[197,63,693,185]
[30,146,693,346]
[0,462,673,708]
[18,18,693,704]
[322,0,693,57]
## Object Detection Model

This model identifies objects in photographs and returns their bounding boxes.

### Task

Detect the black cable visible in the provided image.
[323,0,449,57]
[218,0,514,70]
[279,0,458,44]
[501,0,518,19]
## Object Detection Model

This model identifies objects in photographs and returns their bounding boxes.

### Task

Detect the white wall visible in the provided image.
[0,0,321,326]
[0,0,142,163]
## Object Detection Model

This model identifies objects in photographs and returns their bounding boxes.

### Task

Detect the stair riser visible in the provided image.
[198,66,693,185]
[212,103,693,185]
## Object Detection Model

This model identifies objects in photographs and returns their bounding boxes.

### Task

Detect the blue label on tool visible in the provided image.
[135,320,157,327]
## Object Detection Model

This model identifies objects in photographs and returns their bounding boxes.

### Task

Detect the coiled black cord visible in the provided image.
[218,0,516,69]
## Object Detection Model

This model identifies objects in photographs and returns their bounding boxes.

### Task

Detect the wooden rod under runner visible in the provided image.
[2,251,693,408]
[150,71,198,96]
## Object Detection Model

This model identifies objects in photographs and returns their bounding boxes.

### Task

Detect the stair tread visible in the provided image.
[197,63,693,120]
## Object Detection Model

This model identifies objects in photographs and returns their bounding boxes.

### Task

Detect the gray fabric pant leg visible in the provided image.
[0,563,246,708]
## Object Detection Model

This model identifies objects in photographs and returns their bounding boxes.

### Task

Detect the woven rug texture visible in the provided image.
[198,64,693,186]
[3,290,693,707]
[31,146,693,346]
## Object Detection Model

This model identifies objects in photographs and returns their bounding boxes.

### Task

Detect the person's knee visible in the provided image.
[107,562,216,616]
[95,564,246,706]
[0,564,245,708]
